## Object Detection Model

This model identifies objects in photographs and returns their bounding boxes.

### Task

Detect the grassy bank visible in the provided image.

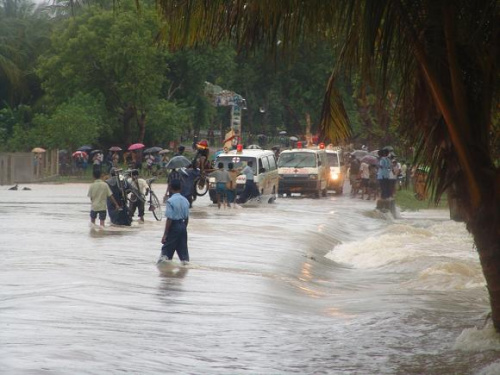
[395,189,448,211]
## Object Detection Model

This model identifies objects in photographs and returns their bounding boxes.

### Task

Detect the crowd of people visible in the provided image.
[347,147,427,201]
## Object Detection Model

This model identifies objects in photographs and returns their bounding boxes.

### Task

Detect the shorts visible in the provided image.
[216,182,227,195]
[90,210,107,221]
[361,178,369,188]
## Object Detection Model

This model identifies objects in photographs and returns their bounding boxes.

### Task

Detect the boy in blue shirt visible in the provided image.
[158,179,190,265]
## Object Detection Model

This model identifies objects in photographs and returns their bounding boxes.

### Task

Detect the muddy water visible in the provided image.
[0,183,499,374]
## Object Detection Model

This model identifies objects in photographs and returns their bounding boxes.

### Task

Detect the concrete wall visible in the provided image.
[0,150,59,185]
[0,153,33,185]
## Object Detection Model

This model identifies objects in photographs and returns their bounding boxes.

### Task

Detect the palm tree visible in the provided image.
[155,0,500,330]
[0,0,52,107]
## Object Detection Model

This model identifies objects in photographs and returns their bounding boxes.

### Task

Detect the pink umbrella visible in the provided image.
[128,143,145,151]
[72,151,87,158]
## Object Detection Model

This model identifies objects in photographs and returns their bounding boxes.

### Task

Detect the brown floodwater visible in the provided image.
[0,183,499,374]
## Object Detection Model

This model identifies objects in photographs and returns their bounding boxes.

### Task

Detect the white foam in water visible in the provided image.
[413,261,485,291]
[454,323,500,352]
[477,361,500,375]
[326,220,484,291]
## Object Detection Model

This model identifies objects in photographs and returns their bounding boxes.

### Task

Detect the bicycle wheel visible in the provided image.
[149,192,163,221]
[195,176,209,196]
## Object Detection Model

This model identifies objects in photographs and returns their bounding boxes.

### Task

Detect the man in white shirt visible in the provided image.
[237,160,259,203]
[128,169,148,223]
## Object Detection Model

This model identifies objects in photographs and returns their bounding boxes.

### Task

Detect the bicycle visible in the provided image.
[194,172,209,196]
[122,170,162,221]
[145,177,162,221]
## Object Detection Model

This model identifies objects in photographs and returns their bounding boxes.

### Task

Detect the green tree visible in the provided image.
[157,0,500,331]
[37,0,167,145]
[144,99,190,146]
[0,104,34,150]
[0,0,51,107]
[35,92,105,151]
[164,44,236,135]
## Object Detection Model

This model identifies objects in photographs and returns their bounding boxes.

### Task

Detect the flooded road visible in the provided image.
[1,183,499,374]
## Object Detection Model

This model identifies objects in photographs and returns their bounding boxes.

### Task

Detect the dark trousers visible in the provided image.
[129,199,145,218]
[161,220,189,261]
[379,178,392,199]
[238,180,259,203]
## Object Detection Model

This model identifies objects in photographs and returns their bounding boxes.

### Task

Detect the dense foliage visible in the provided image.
[0,0,405,153]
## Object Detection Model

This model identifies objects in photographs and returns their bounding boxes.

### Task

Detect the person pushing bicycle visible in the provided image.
[127,169,148,223]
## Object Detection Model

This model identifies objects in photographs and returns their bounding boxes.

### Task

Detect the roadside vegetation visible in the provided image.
[395,189,448,211]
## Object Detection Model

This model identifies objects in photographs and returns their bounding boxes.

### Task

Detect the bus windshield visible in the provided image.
[278,152,317,168]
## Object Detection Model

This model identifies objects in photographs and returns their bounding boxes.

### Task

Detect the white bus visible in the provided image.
[209,148,279,204]
[277,147,329,197]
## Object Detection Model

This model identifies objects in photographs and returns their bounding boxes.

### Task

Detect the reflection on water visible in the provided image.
[0,183,499,374]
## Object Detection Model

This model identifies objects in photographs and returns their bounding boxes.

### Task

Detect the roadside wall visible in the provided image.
[0,150,59,185]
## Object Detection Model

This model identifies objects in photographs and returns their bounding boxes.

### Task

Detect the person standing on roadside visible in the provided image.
[88,169,120,227]
[377,149,392,199]
[158,179,190,265]
[349,154,361,197]
[359,160,370,199]
[174,145,185,157]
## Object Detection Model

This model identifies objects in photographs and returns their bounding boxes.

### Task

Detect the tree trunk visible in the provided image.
[122,103,135,145]
[469,200,500,331]
[137,110,146,144]
[448,184,465,222]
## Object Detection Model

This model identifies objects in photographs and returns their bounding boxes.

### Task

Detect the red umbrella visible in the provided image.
[128,143,145,151]
[72,151,87,158]
[109,146,122,152]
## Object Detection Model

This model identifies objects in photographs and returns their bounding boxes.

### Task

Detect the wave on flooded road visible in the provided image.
[326,218,485,292]
[1,185,499,374]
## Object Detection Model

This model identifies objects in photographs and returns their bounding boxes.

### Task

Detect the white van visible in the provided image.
[277,147,329,197]
[209,148,279,204]
[326,147,346,194]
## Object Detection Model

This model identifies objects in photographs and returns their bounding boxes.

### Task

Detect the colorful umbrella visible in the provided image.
[72,151,87,158]
[32,147,46,153]
[109,146,122,152]
[128,143,145,151]
[144,146,163,154]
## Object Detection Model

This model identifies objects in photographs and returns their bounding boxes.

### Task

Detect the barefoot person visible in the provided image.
[158,179,190,265]
[88,169,120,227]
